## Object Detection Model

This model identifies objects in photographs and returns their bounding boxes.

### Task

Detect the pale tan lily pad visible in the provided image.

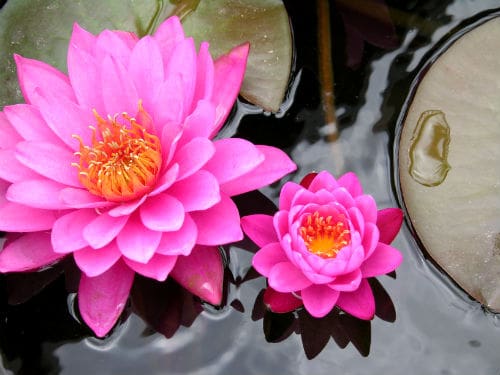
[399,17,500,311]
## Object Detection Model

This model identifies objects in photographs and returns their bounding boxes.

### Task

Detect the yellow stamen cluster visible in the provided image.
[72,109,162,202]
[299,211,351,258]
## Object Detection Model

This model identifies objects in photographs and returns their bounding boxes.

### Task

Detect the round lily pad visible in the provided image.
[398,17,500,311]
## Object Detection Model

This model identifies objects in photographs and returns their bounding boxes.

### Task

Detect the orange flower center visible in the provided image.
[72,107,162,202]
[299,211,351,258]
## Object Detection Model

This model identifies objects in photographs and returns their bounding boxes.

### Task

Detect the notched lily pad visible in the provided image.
[399,17,500,311]
[181,0,293,112]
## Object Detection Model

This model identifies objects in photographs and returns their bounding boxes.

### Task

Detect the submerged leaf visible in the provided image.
[181,0,293,112]
[399,17,500,311]
[0,0,157,107]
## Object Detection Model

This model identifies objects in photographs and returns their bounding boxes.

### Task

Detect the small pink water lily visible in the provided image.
[0,16,296,337]
[241,171,403,319]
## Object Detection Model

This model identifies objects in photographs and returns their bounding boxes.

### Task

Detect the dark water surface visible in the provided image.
[1,1,499,374]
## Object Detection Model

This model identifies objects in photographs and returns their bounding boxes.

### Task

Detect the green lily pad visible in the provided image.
[0,0,158,107]
[181,0,292,112]
[398,17,500,311]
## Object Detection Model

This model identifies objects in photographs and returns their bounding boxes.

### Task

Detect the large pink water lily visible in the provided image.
[0,16,296,337]
[241,171,403,319]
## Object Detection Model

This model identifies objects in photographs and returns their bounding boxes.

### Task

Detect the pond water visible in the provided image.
[0,1,499,374]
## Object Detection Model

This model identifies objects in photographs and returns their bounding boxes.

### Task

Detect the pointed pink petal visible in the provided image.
[360,242,403,278]
[328,269,362,292]
[59,187,114,209]
[330,187,355,209]
[83,213,129,249]
[153,16,185,59]
[274,210,289,240]
[32,88,96,150]
[0,149,41,183]
[70,23,97,54]
[0,202,57,231]
[95,29,134,65]
[307,170,340,193]
[377,208,403,244]
[263,287,303,313]
[302,284,340,318]
[191,42,214,110]
[355,194,378,224]
[190,194,243,245]
[268,261,312,293]
[252,242,288,277]
[336,279,375,320]
[362,222,379,258]
[278,181,303,211]
[129,36,164,107]
[78,259,134,337]
[241,214,278,247]
[0,232,63,272]
[219,145,297,196]
[74,243,121,277]
[153,75,185,127]
[203,138,264,184]
[108,195,147,217]
[348,206,365,238]
[178,99,215,147]
[156,214,197,256]
[0,112,22,147]
[171,137,215,180]
[149,163,179,196]
[7,179,68,209]
[210,43,249,136]
[168,170,220,212]
[14,54,75,105]
[116,214,161,263]
[170,245,223,305]
[4,104,60,144]
[124,253,177,281]
[139,193,184,231]
[337,172,363,197]
[51,209,97,253]
[101,55,139,116]
[15,141,80,186]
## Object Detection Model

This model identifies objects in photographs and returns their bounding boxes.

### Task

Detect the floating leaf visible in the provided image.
[181,0,292,112]
[398,17,500,311]
[0,0,157,107]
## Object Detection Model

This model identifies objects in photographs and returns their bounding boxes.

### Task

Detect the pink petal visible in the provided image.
[278,181,303,211]
[101,55,139,116]
[153,75,185,128]
[178,99,215,147]
[0,202,57,231]
[167,170,220,212]
[377,208,403,244]
[73,243,121,277]
[149,163,179,197]
[171,137,215,180]
[219,145,297,196]
[336,279,375,320]
[210,43,249,136]
[330,187,355,209]
[252,242,288,277]
[263,287,303,313]
[116,214,162,263]
[107,195,147,217]
[337,171,363,197]
[347,206,365,238]
[203,138,264,184]
[15,141,80,186]
[0,112,23,147]
[328,269,362,292]
[83,213,129,249]
[78,259,134,337]
[362,222,380,258]
[6,179,68,209]
[0,149,39,183]
[268,261,312,293]
[274,210,290,239]
[3,104,60,144]
[190,194,243,245]
[360,242,403,278]
[51,209,97,253]
[190,42,214,110]
[70,23,97,54]
[307,170,340,193]
[153,16,185,60]
[241,214,278,248]
[14,54,75,105]
[124,253,177,281]
[59,187,114,209]
[95,29,134,66]
[0,232,64,272]
[170,245,223,305]
[31,87,95,150]
[301,284,340,318]
[129,36,164,107]
[156,214,197,256]
[139,193,184,231]
[355,194,378,224]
